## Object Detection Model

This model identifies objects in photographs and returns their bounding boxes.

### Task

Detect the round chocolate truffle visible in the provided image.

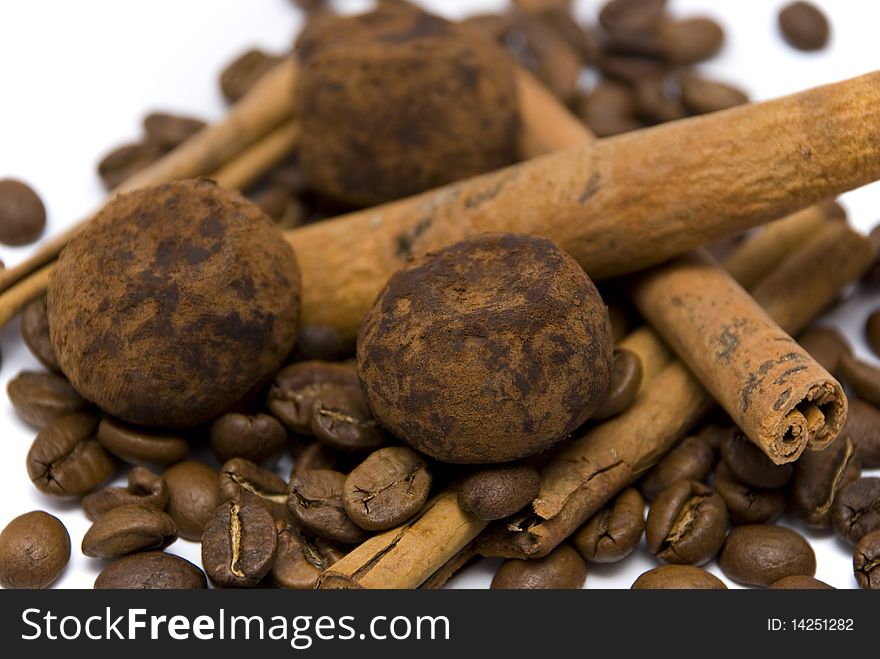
[49,179,300,427]
[294,4,519,207]
[357,233,614,463]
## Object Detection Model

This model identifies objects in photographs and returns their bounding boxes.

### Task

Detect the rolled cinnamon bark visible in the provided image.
[630,250,846,463]
[287,70,880,345]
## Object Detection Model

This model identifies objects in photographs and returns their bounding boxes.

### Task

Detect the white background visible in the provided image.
[0,0,878,589]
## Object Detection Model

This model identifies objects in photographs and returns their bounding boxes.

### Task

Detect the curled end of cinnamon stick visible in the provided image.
[767,378,847,463]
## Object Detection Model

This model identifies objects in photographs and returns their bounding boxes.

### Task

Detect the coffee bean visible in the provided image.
[839,354,880,409]
[291,441,350,477]
[832,477,880,544]
[854,530,880,590]
[602,27,664,58]
[778,2,830,51]
[864,224,880,285]
[680,75,748,114]
[220,457,289,520]
[201,502,277,587]
[271,521,347,589]
[267,361,361,433]
[592,348,644,420]
[82,466,169,521]
[250,184,306,227]
[719,525,816,587]
[81,504,177,558]
[7,370,88,430]
[97,142,164,190]
[219,48,283,103]
[660,17,724,64]
[288,469,367,543]
[714,462,787,525]
[576,81,642,137]
[845,399,880,468]
[573,487,645,563]
[491,544,587,589]
[143,112,205,150]
[97,416,189,466]
[634,76,686,124]
[721,429,793,489]
[94,551,207,589]
[597,51,667,83]
[0,178,46,245]
[538,7,600,62]
[21,296,60,371]
[790,434,861,528]
[457,464,539,521]
[309,384,386,453]
[646,480,728,565]
[639,435,714,500]
[598,0,667,35]
[26,413,116,497]
[697,421,733,451]
[163,461,221,541]
[0,511,70,589]
[290,325,353,362]
[768,575,834,589]
[209,412,288,463]
[341,447,431,530]
[631,565,727,589]
[797,326,852,374]
[866,310,880,359]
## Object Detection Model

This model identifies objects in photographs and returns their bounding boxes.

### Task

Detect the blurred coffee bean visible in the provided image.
[143,112,205,150]
[680,75,748,114]
[778,2,830,51]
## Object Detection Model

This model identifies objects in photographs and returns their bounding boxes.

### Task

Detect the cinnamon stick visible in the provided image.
[630,250,847,464]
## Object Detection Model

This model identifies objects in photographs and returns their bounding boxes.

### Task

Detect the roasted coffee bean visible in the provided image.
[844,399,880,468]
[832,477,880,544]
[288,469,367,543]
[720,525,815,587]
[94,551,207,589]
[646,480,728,565]
[461,13,512,42]
[697,421,732,451]
[631,565,727,589]
[271,521,347,589]
[660,17,724,64]
[797,326,852,374]
[573,487,645,563]
[0,511,70,589]
[854,530,880,590]
[220,457,289,520]
[538,7,600,62]
[597,52,667,83]
[143,112,205,150]
[0,178,46,245]
[97,142,164,190]
[721,429,793,489]
[867,310,880,359]
[201,502,277,588]
[26,413,115,497]
[680,75,748,114]
[778,2,830,51]
[251,185,306,229]
[343,447,431,530]
[309,384,386,453]
[598,0,667,35]
[291,441,349,477]
[713,462,786,525]
[219,48,283,103]
[839,353,880,409]
[457,464,539,521]
[267,361,361,433]
[639,435,713,500]
[97,416,189,466]
[602,26,664,58]
[81,504,177,558]
[576,81,641,137]
[790,434,861,528]
[209,412,288,463]
[491,544,587,589]
[592,348,644,420]
[768,575,834,589]
[290,325,353,362]
[21,296,60,371]
[634,76,686,124]
[163,461,221,541]
[82,467,169,521]
[865,224,880,285]
[7,370,88,429]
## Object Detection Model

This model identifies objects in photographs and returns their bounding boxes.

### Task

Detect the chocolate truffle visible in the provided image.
[357,233,614,463]
[49,179,300,427]
[294,4,519,207]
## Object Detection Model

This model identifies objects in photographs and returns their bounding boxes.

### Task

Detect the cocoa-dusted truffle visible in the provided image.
[357,233,613,463]
[294,4,519,207]
[49,179,300,428]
